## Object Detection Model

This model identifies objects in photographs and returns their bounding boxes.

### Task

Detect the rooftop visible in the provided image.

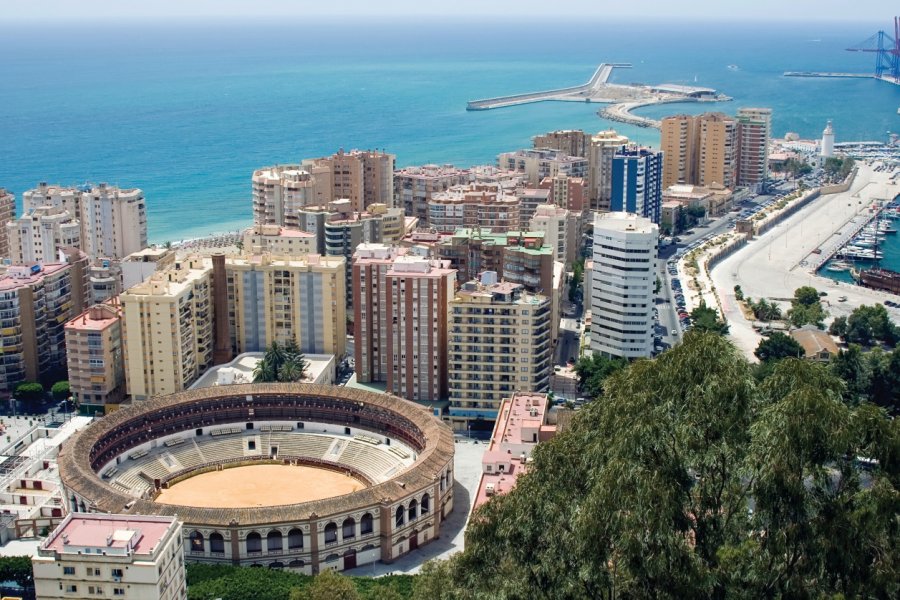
[0,262,69,292]
[189,352,336,388]
[472,392,554,512]
[594,211,658,235]
[790,328,839,358]
[41,513,178,557]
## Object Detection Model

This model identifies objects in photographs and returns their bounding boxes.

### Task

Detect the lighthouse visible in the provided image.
[821,120,835,158]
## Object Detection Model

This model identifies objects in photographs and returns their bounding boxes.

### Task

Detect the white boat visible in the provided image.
[826,261,852,272]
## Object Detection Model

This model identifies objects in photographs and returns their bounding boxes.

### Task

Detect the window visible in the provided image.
[63,566,75,575]
[360,513,374,535]
[342,517,355,540]
[246,532,262,553]
[111,568,123,578]
[113,588,125,596]
[66,585,78,593]
[267,530,283,552]
[324,522,338,544]
[189,530,204,552]
[287,529,303,550]
[395,505,405,527]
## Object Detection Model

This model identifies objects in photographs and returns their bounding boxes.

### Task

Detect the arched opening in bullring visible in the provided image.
[287,529,303,550]
[360,513,373,535]
[189,531,204,552]
[267,530,283,553]
[342,518,355,540]
[210,532,225,554]
[246,532,262,554]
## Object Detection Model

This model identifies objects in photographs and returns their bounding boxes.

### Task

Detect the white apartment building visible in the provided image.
[590,212,658,358]
[6,206,82,265]
[19,183,148,261]
[33,513,186,600]
[81,183,148,259]
[252,165,322,228]
[529,204,571,265]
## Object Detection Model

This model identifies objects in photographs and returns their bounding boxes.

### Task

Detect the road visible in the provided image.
[709,164,900,358]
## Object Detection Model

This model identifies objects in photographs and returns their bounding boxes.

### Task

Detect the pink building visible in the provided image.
[471,392,557,513]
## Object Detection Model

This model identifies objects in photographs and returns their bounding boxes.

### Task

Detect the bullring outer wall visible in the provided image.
[57,383,455,573]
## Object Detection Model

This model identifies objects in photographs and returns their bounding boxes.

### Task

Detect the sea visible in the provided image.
[1,18,899,245]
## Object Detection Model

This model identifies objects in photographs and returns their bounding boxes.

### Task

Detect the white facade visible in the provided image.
[530,204,570,264]
[821,120,835,158]
[6,206,81,265]
[590,212,658,358]
[252,165,319,228]
[33,513,185,600]
[81,184,148,259]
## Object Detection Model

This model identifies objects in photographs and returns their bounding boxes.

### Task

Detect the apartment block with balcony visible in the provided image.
[0,188,15,260]
[303,149,396,213]
[252,165,323,228]
[447,279,552,431]
[33,513,186,600]
[0,262,80,394]
[661,113,738,190]
[587,130,630,211]
[530,204,576,266]
[6,206,82,265]
[539,174,588,213]
[352,244,456,403]
[532,129,591,157]
[736,108,773,190]
[80,183,148,260]
[515,188,551,230]
[224,253,346,358]
[428,183,520,234]
[121,257,214,401]
[590,212,658,359]
[394,164,471,223]
[242,223,317,256]
[121,247,177,290]
[497,148,588,187]
[64,303,125,413]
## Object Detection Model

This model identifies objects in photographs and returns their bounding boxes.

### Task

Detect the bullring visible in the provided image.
[57,383,455,573]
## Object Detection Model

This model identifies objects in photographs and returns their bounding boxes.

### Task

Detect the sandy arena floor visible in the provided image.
[155,464,365,508]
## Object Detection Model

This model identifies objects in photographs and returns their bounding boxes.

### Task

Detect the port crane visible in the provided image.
[846,16,900,80]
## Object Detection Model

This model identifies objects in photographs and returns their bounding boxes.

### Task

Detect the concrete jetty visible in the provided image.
[466,63,728,115]
[784,71,900,86]
[466,63,632,110]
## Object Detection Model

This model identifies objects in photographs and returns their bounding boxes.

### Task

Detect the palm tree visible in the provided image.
[253,340,307,383]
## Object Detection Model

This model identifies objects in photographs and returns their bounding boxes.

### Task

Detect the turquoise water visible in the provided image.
[1,18,899,243]
[818,212,900,282]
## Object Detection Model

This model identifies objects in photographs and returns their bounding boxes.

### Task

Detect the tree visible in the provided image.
[421,333,899,599]
[51,381,70,400]
[293,570,360,600]
[253,341,308,383]
[13,382,44,411]
[787,286,826,328]
[829,315,848,338]
[573,353,629,399]
[830,344,870,404]
[749,298,782,321]
[690,301,729,334]
[866,347,900,414]
[569,258,584,302]
[754,332,803,363]
[0,556,34,588]
[733,285,744,301]
[841,304,900,346]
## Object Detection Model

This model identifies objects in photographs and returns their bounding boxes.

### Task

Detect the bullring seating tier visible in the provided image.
[109,429,415,496]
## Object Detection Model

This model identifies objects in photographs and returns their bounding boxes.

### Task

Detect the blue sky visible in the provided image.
[5,0,895,21]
